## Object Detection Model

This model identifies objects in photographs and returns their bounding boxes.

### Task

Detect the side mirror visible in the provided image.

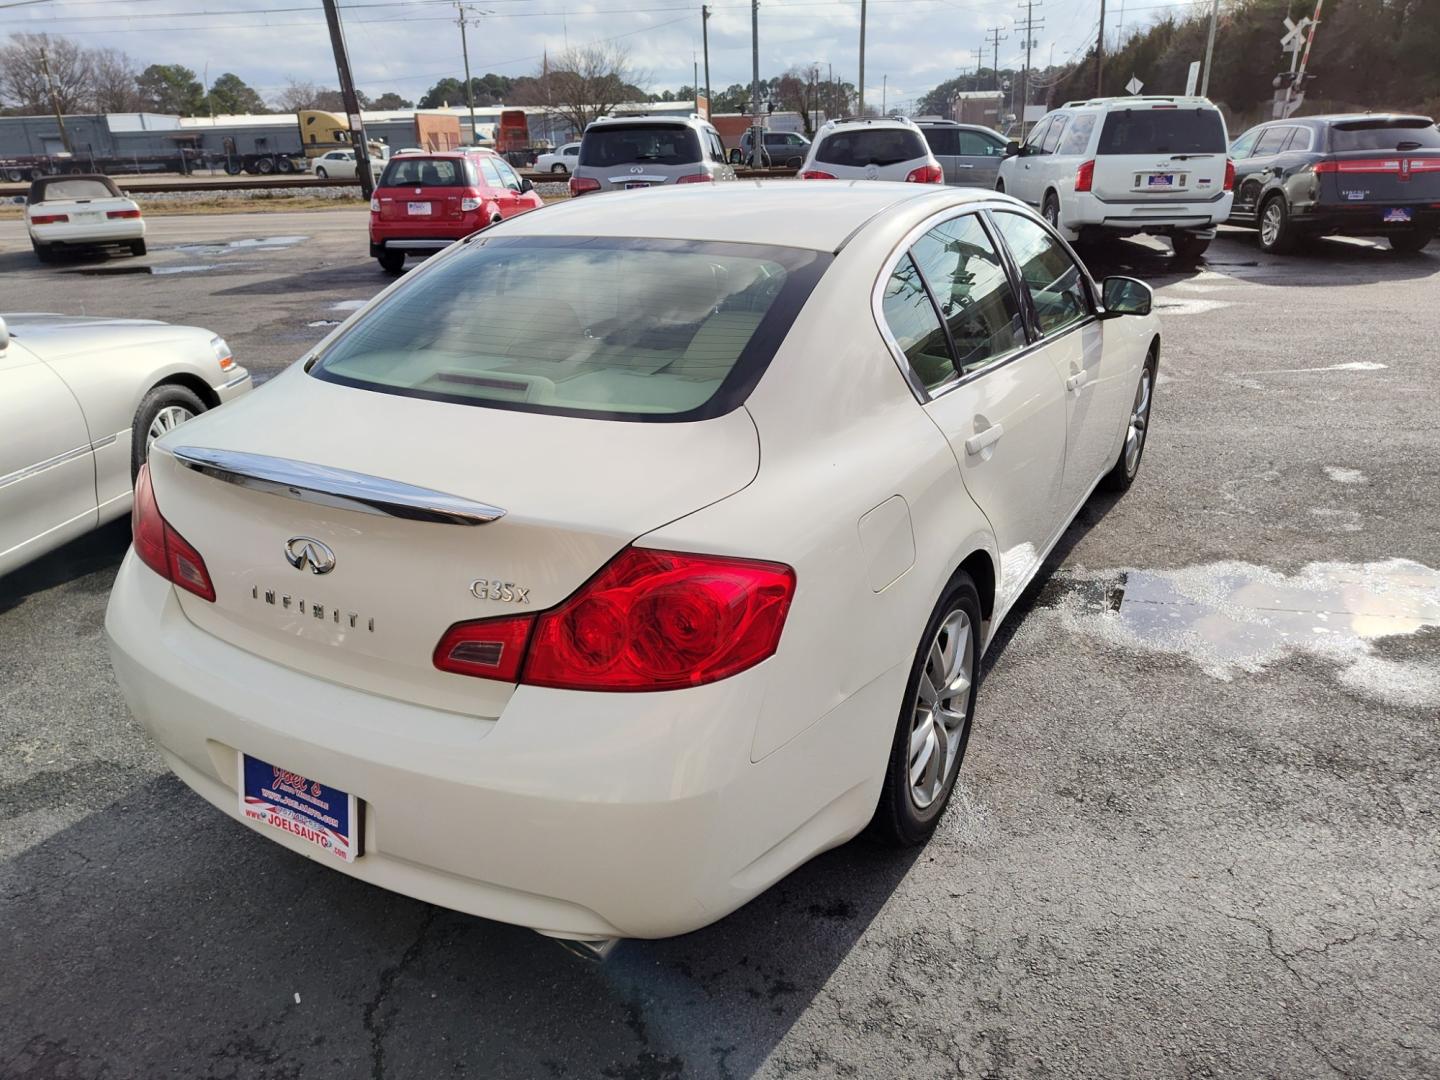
[1004,140,1020,158]
[1101,276,1153,318]
[519,177,534,193]
[0,316,9,351]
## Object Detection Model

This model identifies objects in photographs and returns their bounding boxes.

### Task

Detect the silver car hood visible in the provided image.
[4,313,200,359]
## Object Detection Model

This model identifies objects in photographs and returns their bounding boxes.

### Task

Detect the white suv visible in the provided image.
[798,116,943,184]
[996,96,1233,260]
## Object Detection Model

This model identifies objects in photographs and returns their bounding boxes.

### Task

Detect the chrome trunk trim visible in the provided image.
[169,446,506,526]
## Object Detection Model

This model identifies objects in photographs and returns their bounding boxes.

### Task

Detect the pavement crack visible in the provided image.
[361,906,436,1080]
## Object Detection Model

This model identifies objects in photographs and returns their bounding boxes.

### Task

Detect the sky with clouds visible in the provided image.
[0,0,1194,113]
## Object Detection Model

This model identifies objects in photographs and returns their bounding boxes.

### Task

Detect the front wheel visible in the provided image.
[994,178,1006,194]
[315,167,328,179]
[1388,228,1434,254]
[132,384,206,480]
[1101,354,1157,493]
[1257,194,1298,254]
[1170,232,1211,262]
[870,574,983,846]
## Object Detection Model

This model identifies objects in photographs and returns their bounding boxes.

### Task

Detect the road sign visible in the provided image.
[1185,61,1200,95]
[1281,16,1311,50]
[1126,76,1144,95]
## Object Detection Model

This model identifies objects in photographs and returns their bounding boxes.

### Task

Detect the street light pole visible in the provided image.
[1200,0,1220,96]
[750,0,762,164]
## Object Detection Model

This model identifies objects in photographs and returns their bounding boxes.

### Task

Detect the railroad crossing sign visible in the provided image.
[1281,16,1311,52]
[1126,76,1144,95]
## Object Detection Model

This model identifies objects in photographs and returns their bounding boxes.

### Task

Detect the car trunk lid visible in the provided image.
[147,366,760,717]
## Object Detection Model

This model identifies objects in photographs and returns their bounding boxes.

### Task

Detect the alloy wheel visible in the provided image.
[1260,201,1283,247]
[1124,367,1153,476]
[907,607,974,809]
[146,404,195,452]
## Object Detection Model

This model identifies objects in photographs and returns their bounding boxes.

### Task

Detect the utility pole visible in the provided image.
[750,0,762,164]
[1096,0,1106,95]
[1016,0,1044,135]
[320,0,375,197]
[985,26,1008,92]
[858,0,867,114]
[693,55,699,107]
[829,61,834,120]
[882,74,887,115]
[38,49,73,154]
[1200,0,1219,95]
[456,3,477,144]
[701,4,712,116]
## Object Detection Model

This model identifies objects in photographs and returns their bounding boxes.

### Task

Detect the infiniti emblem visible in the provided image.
[629,166,644,174]
[285,536,336,575]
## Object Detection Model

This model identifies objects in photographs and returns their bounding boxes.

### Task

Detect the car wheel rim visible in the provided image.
[1046,201,1058,225]
[147,404,195,451]
[907,608,973,810]
[1124,367,1153,475]
[1261,203,1282,246]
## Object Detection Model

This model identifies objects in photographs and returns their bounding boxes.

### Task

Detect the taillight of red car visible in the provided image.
[1223,159,1236,191]
[905,163,944,184]
[433,547,796,691]
[132,463,215,602]
[1074,160,1096,193]
[569,176,601,196]
[675,173,714,184]
[800,170,837,180]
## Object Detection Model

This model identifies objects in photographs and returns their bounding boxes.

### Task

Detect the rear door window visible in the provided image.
[959,130,1007,156]
[1055,114,1097,156]
[1282,127,1314,152]
[380,158,466,187]
[816,128,927,167]
[477,157,505,188]
[923,128,961,156]
[580,125,702,167]
[312,236,827,422]
[990,211,1091,336]
[1328,120,1440,152]
[1251,127,1290,156]
[880,255,954,389]
[1096,108,1227,155]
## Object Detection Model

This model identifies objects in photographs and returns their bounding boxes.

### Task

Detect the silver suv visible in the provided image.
[569,114,735,195]
[797,116,943,184]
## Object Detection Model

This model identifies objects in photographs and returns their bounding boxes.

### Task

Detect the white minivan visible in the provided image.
[996,96,1234,260]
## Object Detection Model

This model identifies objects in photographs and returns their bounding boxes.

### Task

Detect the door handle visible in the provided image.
[964,423,1004,456]
[1066,371,1088,392]
[957,163,974,169]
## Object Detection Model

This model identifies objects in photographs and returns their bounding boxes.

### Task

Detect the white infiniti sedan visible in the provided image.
[105,182,1159,954]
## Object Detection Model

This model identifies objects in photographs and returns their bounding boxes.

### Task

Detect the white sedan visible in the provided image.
[1,313,251,577]
[26,174,146,261]
[312,149,386,181]
[535,141,580,174]
[105,183,1158,955]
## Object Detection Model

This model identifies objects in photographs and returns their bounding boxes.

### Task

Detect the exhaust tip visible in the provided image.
[554,937,621,962]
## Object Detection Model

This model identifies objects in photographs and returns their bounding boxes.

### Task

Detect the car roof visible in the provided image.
[820,116,918,132]
[492,180,996,252]
[1059,95,1218,110]
[1298,112,1434,125]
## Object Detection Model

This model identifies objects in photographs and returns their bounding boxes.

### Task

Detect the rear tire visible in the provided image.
[1257,194,1297,254]
[1042,190,1061,230]
[256,156,276,175]
[377,249,406,274]
[129,239,146,257]
[870,574,983,846]
[32,239,54,263]
[1388,228,1434,254]
[276,156,295,174]
[1101,352,1157,493]
[550,163,567,174]
[1170,233,1210,262]
[132,384,206,481]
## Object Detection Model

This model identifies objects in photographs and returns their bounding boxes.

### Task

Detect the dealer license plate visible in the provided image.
[625,182,650,190]
[407,201,431,215]
[74,211,102,222]
[1144,173,1178,189]
[1383,207,1413,223]
[239,754,359,863]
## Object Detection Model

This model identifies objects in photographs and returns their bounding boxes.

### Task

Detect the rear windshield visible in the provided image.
[33,177,119,201]
[1096,108,1227,155]
[311,236,828,422]
[378,157,470,187]
[817,128,927,167]
[1329,120,1440,152]
[580,125,701,167]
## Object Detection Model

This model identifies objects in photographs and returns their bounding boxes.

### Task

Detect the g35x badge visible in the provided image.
[470,579,530,604]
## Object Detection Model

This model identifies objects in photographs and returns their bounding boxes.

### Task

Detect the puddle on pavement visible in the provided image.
[172,235,307,256]
[1038,559,1440,707]
[1324,466,1366,485]
[64,263,220,276]
[331,299,367,311]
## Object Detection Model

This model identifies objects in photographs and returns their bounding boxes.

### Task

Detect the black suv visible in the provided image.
[1226,113,1439,253]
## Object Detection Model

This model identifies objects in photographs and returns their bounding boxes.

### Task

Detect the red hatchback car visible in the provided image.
[369,151,544,273]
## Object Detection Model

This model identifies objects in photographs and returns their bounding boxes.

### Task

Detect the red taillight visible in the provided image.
[1075,159,1096,193]
[675,173,713,184]
[569,176,601,196]
[1223,158,1235,191]
[433,547,796,691]
[800,170,837,180]
[131,464,215,602]
[107,208,142,219]
[1313,158,1400,175]
[905,163,944,184]
[30,213,69,224]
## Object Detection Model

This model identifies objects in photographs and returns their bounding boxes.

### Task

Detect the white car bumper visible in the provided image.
[105,552,895,940]
[29,218,146,245]
[1065,190,1233,235]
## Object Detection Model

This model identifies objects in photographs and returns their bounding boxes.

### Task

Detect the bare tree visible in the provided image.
[532,44,646,135]
[271,78,321,113]
[0,32,93,113]
[91,48,142,113]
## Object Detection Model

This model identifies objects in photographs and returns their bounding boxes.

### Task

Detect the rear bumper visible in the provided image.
[1292,202,1440,235]
[1067,190,1232,234]
[105,553,893,940]
[29,219,145,245]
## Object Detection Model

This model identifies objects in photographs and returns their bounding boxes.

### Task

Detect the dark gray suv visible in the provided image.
[569,115,735,195]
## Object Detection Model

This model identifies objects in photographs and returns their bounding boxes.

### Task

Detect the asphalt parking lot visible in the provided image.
[2,208,1437,1079]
